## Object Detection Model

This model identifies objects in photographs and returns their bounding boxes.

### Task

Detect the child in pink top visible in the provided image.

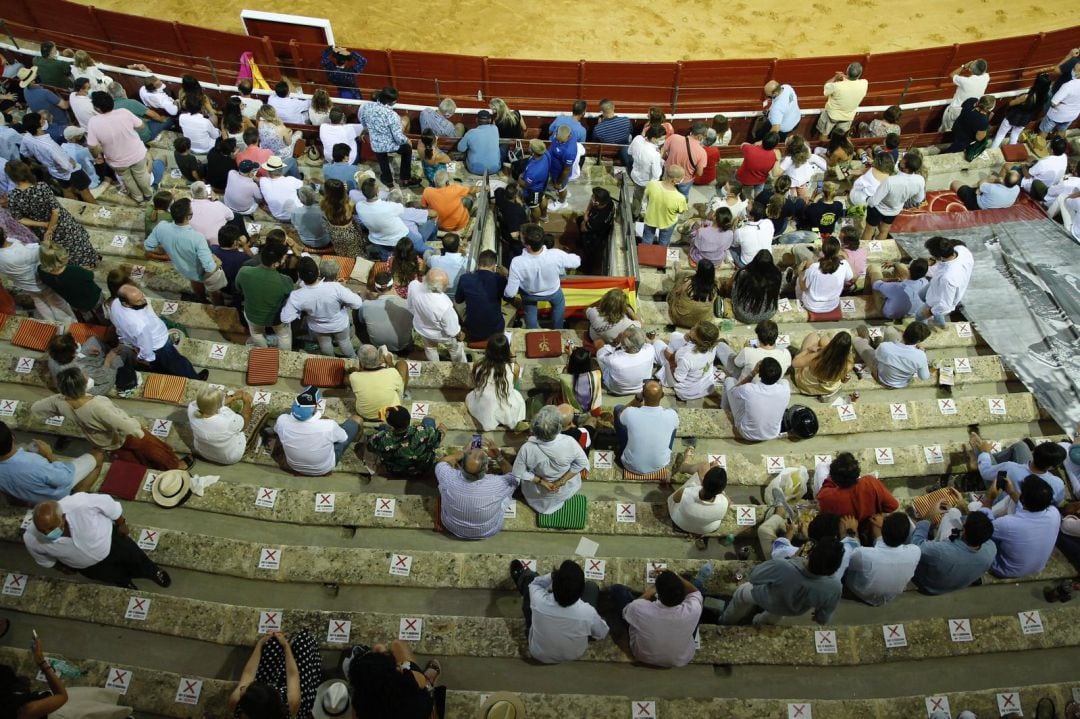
[840,226,868,292]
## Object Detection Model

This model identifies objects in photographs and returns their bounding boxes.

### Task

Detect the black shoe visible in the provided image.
[1036,697,1058,719]
[180,455,196,472]
[151,569,172,588]
[195,369,210,381]
[509,559,524,585]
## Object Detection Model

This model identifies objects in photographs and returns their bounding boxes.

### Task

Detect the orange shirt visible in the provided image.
[421,185,470,231]
[236,145,272,177]
[662,134,708,180]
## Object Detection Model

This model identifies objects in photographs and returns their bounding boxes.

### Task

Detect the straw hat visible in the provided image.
[16,66,38,89]
[261,155,285,172]
[479,692,526,719]
[150,469,192,508]
[312,680,351,719]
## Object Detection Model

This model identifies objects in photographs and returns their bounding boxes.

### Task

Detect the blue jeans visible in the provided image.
[338,88,362,100]
[731,250,748,269]
[283,156,302,180]
[150,159,166,189]
[520,288,566,329]
[407,220,438,255]
[914,284,946,327]
[618,146,632,173]
[333,419,361,463]
[148,339,199,379]
[642,224,675,246]
[144,118,174,142]
[675,180,693,198]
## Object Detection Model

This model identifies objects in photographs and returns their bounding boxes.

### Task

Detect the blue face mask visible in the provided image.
[43,526,63,542]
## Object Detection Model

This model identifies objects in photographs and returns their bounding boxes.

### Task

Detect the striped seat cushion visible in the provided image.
[911,487,964,519]
[246,348,280,386]
[302,357,346,387]
[69,323,112,345]
[324,256,356,282]
[11,319,57,351]
[536,494,587,530]
[142,373,187,404]
[622,466,671,482]
[0,314,9,334]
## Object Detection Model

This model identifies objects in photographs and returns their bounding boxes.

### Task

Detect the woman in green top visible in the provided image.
[36,242,106,324]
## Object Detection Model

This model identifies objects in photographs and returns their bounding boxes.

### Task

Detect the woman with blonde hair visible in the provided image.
[307,88,333,126]
[187,385,253,465]
[320,179,365,257]
[256,105,303,160]
[489,97,527,140]
[791,330,855,401]
[585,288,640,344]
[70,50,113,92]
[465,333,527,431]
[777,135,826,199]
[36,242,106,324]
[653,320,721,400]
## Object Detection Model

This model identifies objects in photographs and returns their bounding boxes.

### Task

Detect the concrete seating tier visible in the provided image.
[4,572,1079,668]
[640,295,895,325]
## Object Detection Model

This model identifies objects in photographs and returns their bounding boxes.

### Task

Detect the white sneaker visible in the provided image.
[548,201,567,211]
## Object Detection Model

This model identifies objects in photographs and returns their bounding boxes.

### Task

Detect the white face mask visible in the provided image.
[41,121,49,132]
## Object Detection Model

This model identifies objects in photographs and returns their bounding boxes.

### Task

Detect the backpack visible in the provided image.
[782,404,818,439]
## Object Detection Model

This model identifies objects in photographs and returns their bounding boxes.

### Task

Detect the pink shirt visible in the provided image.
[844,247,868,286]
[622,590,703,667]
[189,198,235,245]
[86,109,146,168]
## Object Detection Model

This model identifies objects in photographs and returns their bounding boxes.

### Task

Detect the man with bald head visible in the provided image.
[407,268,468,363]
[24,494,170,589]
[435,437,517,539]
[110,283,206,379]
[762,80,801,141]
[556,403,593,454]
[613,379,680,476]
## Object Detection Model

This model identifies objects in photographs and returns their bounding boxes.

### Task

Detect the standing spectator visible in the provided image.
[436,439,518,539]
[662,122,707,196]
[235,243,294,350]
[642,165,688,246]
[466,333,526,431]
[840,513,921,606]
[546,125,577,210]
[187,385,252,466]
[0,422,102,505]
[519,139,552,223]
[5,161,97,267]
[1036,63,1080,142]
[267,80,310,124]
[291,186,331,249]
[493,182,528,258]
[513,405,590,515]
[628,125,665,217]
[19,113,94,204]
[68,78,95,129]
[258,156,303,221]
[853,321,932,389]
[721,357,791,442]
[456,250,509,342]
[348,345,409,421]
[424,232,470,294]
[736,132,781,196]
[421,171,474,231]
[817,63,868,138]
[0,232,75,323]
[940,59,990,131]
[144,198,226,305]
[178,98,220,154]
[982,475,1061,578]
[18,67,69,144]
[814,452,899,537]
[992,72,1052,148]
[139,76,179,117]
[223,160,263,216]
[694,129,722,186]
[509,558,608,664]
[320,109,364,165]
[721,539,845,625]
[360,87,417,189]
[791,330,854,401]
[944,95,994,154]
[611,571,703,667]
[762,80,801,140]
[652,320,720,400]
[861,153,925,243]
[591,99,634,169]
[24,495,172,588]
[420,98,463,137]
[457,109,501,175]
[730,202,774,268]
[109,284,205,379]
[188,182,235,245]
[281,257,363,358]
[32,42,72,89]
[37,243,103,323]
[613,379,679,475]
[366,406,444,476]
[360,271,413,353]
[504,224,581,329]
[274,387,361,476]
[548,101,588,145]
[666,455,730,542]
[916,236,974,328]
[321,45,368,100]
[408,268,468,363]
[595,326,658,396]
[86,91,153,204]
[911,508,996,595]
[575,186,617,273]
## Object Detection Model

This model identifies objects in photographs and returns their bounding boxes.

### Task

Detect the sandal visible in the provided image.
[423,659,441,685]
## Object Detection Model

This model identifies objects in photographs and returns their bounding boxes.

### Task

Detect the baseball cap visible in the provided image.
[238,160,260,173]
[63,126,86,141]
[291,386,322,420]
[476,109,492,123]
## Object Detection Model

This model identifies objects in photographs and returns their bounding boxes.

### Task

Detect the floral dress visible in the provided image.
[258,122,291,159]
[8,183,98,267]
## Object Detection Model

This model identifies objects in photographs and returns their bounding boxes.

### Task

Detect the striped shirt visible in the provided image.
[590,116,633,145]
[435,462,520,539]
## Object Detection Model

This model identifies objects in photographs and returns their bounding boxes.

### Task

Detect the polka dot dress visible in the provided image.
[253,629,323,718]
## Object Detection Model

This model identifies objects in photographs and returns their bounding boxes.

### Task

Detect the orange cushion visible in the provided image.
[10,319,57,351]
[142,374,187,404]
[1001,144,1029,163]
[302,357,346,387]
[622,466,671,482]
[246,348,280,386]
[69,323,112,345]
[806,306,842,322]
[324,256,356,282]
[0,313,9,334]
[466,340,489,350]
[637,244,668,268]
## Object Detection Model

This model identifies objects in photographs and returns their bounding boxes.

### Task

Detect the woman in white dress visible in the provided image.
[514,406,590,515]
[667,447,730,548]
[652,320,720,400]
[585,288,640,343]
[465,333,527,432]
[187,385,252,465]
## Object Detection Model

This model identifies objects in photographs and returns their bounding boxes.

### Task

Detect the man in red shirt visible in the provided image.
[235,128,272,178]
[662,121,708,198]
[694,129,722,186]
[735,132,782,195]
[814,452,899,541]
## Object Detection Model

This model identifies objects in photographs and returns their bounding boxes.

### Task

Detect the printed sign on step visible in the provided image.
[175,678,203,705]
[645,562,667,585]
[0,400,18,416]
[890,403,909,421]
[110,234,128,248]
[840,299,856,315]
[2,573,27,597]
[389,554,413,577]
[988,398,1007,416]
[410,402,429,420]
[160,301,179,316]
[867,327,884,340]
[130,265,145,281]
[407,361,421,377]
[1018,611,1044,635]
[666,248,680,264]
[868,240,883,253]
[44,415,64,426]
[814,454,833,466]
[948,618,973,642]
[837,403,857,422]
[124,596,150,621]
[15,357,33,374]
[777,298,793,313]
[925,696,950,718]
[105,667,132,694]
[258,547,281,570]
[765,456,785,474]
[938,399,957,416]
[593,450,613,469]
[788,703,812,719]
[315,493,335,513]
[632,701,657,718]
[776,334,791,348]
[398,617,423,641]
[253,390,272,404]
[20,511,32,530]
[875,447,895,465]
[209,343,228,360]
[255,487,278,509]
[150,419,172,438]
[327,619,352,644]
[141,472,158,493]
[883,623,907,648]
[997,693,1022,717]
[707,454,727,468]
[924,445,944,465]
[955,322,973,338]
[503,502,517,519]
[616,503,637,523]
[374,497,396,518]
[584,558,606,581]
[954,357,971,374]
[735,505,756,526]
[258,610,282,634]
[814,630,837,654]
[517,558,536,573]
[137,528,159,550]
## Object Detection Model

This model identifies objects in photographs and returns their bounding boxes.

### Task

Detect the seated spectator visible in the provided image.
[408,268,467,363]
[911,506,996,595]
[915,236,974,328]
[614,379,679,475]
[591,98,634,166]
[178,98,220,155]
[689,207,735,267]
[814,452,899,538]
[838,226,866,291]
[791,330,854,401]
[991,71,1051,148]
[721,538,844,625]
[504,224,581,329]
[708,177,750,222]
[970,434,1067,507]
[610,571,703,668]
[944,95,994,154]
[982,475,1060,578]
[457,109,501,175]
[513,405,589,515]
[735,132,781,194]
[794,236,853,314]
[143,198,226,305]
[729,249,782,325]
[228,631,322,719]
[853,321,932,389]
[290,186,330,249]
[258,156,303,221]
[211,225,251,296]
[235,243,295,350]
[849,152,892,209]
[273,387,361,476]
[366,405,444,476]
[466,333,526,431]
[68,78,95,129]
[722,357,791,442]
[424,233,470,294]
[418,130,450,186]
[139,75,178,116]
[777,136,827,199]
[307,88,332,126]
[31,368,191,471]
[950,168,1021,211]
[509,558,608,664]
[46,332,136,397]
[1021,136,1068,191]
[0,422,102,505]
[840,512,921,606]
[586,288,640,344]
[652,320,720,400]
[360,271,413,353]
[642,165,688,246]
[666,453,730,542]
[859,104,902,138]
[189,182,235,244]
[19,112,94,204]
[355,177,436,258]
[20,65,70,145]
[235,128,273,177]
[420,98,463,137]
[0,631,74,716]
[109,283,206,379]
[730,202,774,269]
[560,348,603,416]
[595,326,658,396]
[754,176,797,236]
[281,257,363,358]
[25,495,171,588]
[861,153,925,243]
[422,171,474,232]
[60,126,105,191]
[267,80,310,124]
[256,106,304,175]
[0,232,75,324]
[715,319,791,380]
[436,439,518,540]
[223,160,263,216]
[319,108,363,164]
[322,143,359,190]
[667,259,719,329]
[455,250,509,342]
[173,136,205,182]
[797,181,844,236]
[868,258,929,320]
[347,642,443,718]
[187,385,252,465]
[348,345,409,421]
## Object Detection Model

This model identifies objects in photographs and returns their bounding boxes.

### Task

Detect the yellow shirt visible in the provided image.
[823,78,868,121]
[643,180,688,229]
[349,367,405,419]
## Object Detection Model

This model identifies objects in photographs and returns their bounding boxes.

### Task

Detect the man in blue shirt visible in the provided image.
[455,250,509,342]
[143,198,225,305]
[424,233,471,295]
[18,67,69,144]
[548,100,587,145]
[323,143,360,190]
[321,46,367,100]
[951,168,1021,211]
[870,258,929,320]
[970,434,1067,506]
[520,140,552,222]
[456,110,501,176]
[591,99,633,169]
[547,125,577,211]
[982,475,1061,578]
[763,81,801,140]
[0,423,102,505]
[911,508,996,595]
[853,321,932,389]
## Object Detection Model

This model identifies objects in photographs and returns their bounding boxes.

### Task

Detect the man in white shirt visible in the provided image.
[730,202,774,268]
[0,231,75,322]
[319,108,364,164]
[1021,136,1068,192]
[354,177,411,259]
[68,78,95,128]
[407,269,468,363]
[861,152,925,242]
[509,558,608,664]
[1038,63,1080,139]
[595,326,657,396]
[25,494,171,589]
[234,80,263,120]
[178,104,220,154]
[139,76,178,116]
[110,284,206,379]
[940,59,990,131]
[188,182,235,245]
[504,224,582,329]
[817,62,868,138]
[916,236,974,328]
[714,319,791,380]
[722,357,790,442]
[267,80,311,124]
[841,512,921,606]
[628,125,665,218]
[281,257,364,358]
[258,156,303,221]
[273,387,362,476]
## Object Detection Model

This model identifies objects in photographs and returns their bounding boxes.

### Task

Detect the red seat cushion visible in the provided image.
[524,331,562,358]
[10,319,57,351]
[100,460,149,500]
[806,306,842,322]
[637,244,668,268]
[247,348,280,386]
[466,340,489,350]
[1001,144,1029,163]
[142,374,187,404]
[69,323,112,345]
[302,357,346,387]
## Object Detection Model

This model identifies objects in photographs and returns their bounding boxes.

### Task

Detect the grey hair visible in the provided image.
[970,58,988,75]
[297,185,318,206]
[319,258,340,281]
[425,272,448,293]
[56,367,87,400]
[438,98,457,116]
[846,62,863,80]
[107,81,127,99]
[530,405,563,442]
[432,170,450,188]
[622,325,646,352]
[357,344,382,369]
[189,181,209,200]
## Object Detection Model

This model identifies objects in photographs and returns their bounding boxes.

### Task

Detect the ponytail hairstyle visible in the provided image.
[817,236,843,275]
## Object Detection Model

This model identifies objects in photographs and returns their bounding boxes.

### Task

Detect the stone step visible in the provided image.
[640,295,892,324]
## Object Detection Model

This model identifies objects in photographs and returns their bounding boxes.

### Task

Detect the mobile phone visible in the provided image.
[32,629,38,640]
[996,471,1009,491]
[470,434,483,449]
